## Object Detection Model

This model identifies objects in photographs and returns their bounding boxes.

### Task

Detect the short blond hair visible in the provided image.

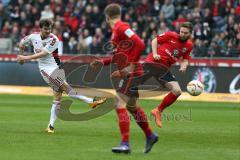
[104,3,121,19]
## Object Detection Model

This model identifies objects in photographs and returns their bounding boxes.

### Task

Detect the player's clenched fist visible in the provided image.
[153,54,160,60]
[111,70,129,78]
[17,55,27,65]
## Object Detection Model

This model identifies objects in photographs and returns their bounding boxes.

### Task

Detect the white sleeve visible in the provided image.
[20,34,32,46]
[43,37,59,54]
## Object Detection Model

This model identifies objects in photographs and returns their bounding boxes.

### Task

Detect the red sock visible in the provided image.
[116,108,130,143]
[157,92,179,112]
[131,107,153,138]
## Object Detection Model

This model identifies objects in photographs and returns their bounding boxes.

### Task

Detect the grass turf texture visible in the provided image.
[0,94,239,160]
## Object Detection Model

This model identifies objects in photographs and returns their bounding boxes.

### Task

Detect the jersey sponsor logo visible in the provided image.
[124,28,134,38]
[165,49,172,56]
[193,68,217,93]
[164,49,178,60]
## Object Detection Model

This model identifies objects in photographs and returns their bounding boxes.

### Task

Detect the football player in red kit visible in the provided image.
[143,22,194,128]
[91,3,158,154]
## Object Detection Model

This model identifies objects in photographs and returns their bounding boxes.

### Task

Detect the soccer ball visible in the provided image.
[186,80,204,96]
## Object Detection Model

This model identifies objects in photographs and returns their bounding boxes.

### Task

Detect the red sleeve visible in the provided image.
[157,31,172,44]
[118,25,145,63]
[183,42,193,60]
[128,36,145,62]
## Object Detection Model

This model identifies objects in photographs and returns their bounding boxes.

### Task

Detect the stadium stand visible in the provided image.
[0,0,239,57]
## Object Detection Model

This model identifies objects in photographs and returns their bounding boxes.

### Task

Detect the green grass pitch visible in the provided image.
[0,94,239,160]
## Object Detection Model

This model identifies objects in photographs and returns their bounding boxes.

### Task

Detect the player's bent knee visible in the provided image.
[126,105,136,113]
[53,92,62,101]
[126,97,137,113]
[172,89,182,97]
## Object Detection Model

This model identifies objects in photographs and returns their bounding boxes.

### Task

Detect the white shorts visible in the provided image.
[40,67,66,92]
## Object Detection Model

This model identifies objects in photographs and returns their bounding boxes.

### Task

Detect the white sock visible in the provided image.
[68,90,93,104]
[48,100,60,127]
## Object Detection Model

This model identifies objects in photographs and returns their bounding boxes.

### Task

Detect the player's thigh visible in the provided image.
[155,70,176,86]
[143,62,169,78]
[155,71,182,95]
[40,68,66,92]
[114,92,129,109]
[114,75,139,108]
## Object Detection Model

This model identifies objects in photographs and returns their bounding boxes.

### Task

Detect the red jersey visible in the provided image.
[103,20,145,70]
[145,31,193,68]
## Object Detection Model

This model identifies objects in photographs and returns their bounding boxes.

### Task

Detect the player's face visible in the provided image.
[40,26,51,39]
[179,27,191,42]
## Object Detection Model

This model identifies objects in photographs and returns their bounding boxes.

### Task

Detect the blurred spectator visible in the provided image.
[225,40,239,57]
[10,25,19,52]
[0,3,7,31]
[95,27,104,43]
[89,36,103,55]
[207,41,219,57]
[67,36,78,54]
[172,13,186,28]
[136,0,149,16]
[30,6,41,23]
[202,8,212,27]
[10,5,20,23]
[202,22,211,45]
[150,0,161,17]
[0,21,11,37]
[161,0,175,21]
[0,0,239,57]
[83,28,92,46]
[158,22,169,34]
[41,5,54,19]
[77,35,88,54]
[192,39,207,57]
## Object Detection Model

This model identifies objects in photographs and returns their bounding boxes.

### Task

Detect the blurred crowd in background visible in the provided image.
[0,0,239,57]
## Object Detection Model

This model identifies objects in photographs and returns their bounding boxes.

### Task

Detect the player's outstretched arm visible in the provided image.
[17,50,48,62]
[179,59,189,72]
[152,38,160,60]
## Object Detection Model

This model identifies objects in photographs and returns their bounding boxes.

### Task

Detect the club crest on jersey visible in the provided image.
[182,48,187,53]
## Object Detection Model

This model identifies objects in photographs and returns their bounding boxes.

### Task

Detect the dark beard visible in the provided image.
[179,36,188,42]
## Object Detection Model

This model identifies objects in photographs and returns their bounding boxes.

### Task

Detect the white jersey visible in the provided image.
[20,33,60,74]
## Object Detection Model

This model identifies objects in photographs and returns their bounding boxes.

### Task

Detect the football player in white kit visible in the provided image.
[17,19,106,133]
